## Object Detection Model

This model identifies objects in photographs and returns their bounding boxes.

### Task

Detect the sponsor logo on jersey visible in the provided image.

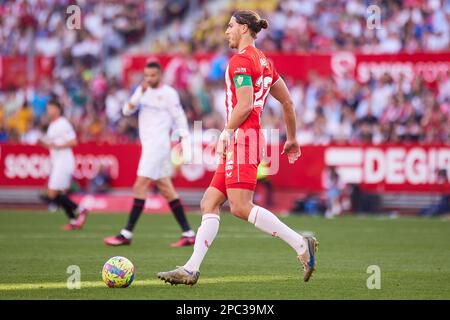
[234,67,247,74]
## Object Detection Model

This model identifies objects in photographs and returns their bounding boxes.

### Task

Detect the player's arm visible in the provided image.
[225,76,253,131]
[122,81,148,116]
[52,124,78,149]
[168,91,189,138]
[216,75,253,158]
[219,74,253,150]
[168,91,191,162]
[38,136,50,148]
[51,138,77,149]
[269,77,301,163]
[40,138,77,150]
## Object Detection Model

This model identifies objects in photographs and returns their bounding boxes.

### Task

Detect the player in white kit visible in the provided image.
[39,99,88,230]
[104,60,196,247]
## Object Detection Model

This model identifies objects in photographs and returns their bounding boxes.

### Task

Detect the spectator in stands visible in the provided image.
[0,0,449,146]
[0,121,8,142]
[31,85,50,120]
[323,166,344,218]
[21,118,44,145]
[89,165,112,194]
[6,101,33,138]
[420,169,450,217]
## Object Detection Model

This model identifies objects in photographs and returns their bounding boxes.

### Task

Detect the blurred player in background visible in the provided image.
[104,60,196,248]
[158,10,318,285]
[39,99,89,230]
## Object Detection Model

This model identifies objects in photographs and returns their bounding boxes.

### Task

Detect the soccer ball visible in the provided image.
[102,256,135,288]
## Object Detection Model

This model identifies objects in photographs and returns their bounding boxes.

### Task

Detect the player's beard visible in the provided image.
[49,112,60,122]
[150,80,160,88]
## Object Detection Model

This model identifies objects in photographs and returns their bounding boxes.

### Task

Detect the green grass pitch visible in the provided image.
[0,210,449,299]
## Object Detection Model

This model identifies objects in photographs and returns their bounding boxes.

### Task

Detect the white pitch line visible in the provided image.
[0,275,294,291]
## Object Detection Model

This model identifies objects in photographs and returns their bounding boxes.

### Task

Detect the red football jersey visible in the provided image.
[224,45,280,131]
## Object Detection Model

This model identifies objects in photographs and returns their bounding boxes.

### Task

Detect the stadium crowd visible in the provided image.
[0,0,449,145]
[155,0,450,53]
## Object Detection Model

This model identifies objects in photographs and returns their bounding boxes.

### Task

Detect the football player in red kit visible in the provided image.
[158,10,318,285]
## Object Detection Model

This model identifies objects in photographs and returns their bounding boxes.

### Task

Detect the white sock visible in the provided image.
[69,219,77,225]
[182,230,196,237]
[76,206,85,214]
[183,214,220,272]
[248,206,306,255]
[120,229,133,239]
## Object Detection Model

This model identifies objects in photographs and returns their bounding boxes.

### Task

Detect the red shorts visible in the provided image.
[210,129,265,196]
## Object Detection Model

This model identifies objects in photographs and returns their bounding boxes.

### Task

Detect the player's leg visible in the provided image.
[47,188,76,224]
[155,177,196,247]
[39,191,58,212]
[227,186,318,281]
[182,186,226,271]
[56,184,89,227]
[104,176,151,245]
[121,175,152,235]
[48,166,88,230]
[48,166,75,222]
[157,170,227,285]
[54,190,89,230]
[228,187,306,240]
[126,175,152,232]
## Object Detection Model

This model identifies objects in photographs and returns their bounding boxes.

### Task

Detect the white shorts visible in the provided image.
[48,161,75,191]
[137,147,173,180]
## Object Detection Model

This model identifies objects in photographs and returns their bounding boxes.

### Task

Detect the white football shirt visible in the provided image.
[133,84,189,148]
[45,116,76,166]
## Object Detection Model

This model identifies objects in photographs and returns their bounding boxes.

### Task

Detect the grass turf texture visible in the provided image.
[0,210,449,300]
